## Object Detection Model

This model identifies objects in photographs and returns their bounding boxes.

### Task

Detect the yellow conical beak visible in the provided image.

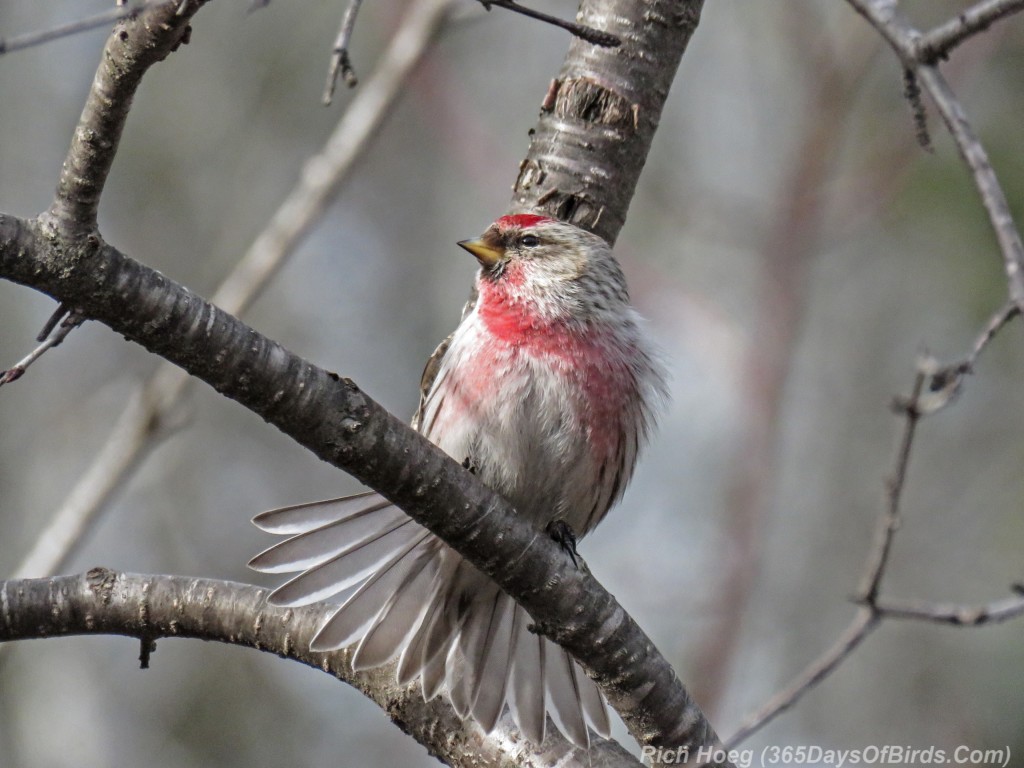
[457,238,503,269]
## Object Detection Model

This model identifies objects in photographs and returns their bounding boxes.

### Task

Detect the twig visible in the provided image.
[727,292,1024,746]
[845,0,1024,310]
[725,584,1024,747]
[8,0,460,586]
[727,363,929,747]
[725,608,880,749]
[966,301,1020,366]
[912,301,1020,415]
[875,590,1024,626]
[0,306,83,387]
[902,68,932,151]
[0,1,158,56]
[916,0,1024,63]
[856,364,926,604]
[478,0,620,47]
[323,0,364,104]
[915,65,1024,309]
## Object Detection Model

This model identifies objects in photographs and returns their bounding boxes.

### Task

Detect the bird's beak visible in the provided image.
[458,238,503,269]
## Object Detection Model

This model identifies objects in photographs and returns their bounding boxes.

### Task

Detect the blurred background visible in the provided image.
[1,0,1022,765]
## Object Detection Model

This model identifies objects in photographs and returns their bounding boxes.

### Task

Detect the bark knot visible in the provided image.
[555,77,638,132]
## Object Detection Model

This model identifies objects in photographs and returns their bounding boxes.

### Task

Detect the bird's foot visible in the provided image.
[546,519,580,568]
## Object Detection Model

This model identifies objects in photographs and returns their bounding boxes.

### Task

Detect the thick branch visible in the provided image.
[0,569,639,768]
[10,0,458,582]
[45,0,205,235]
[511,0,705,244]
[0,214,726,763]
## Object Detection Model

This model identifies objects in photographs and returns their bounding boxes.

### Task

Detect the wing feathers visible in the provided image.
[310,531,432,651]
[546,647,590,748]
[249,503,406,573]
[351,547,437,669]
[508,605,546,744]
[251,492,609,747]
[252,491,386,534]
[267,518,418,607]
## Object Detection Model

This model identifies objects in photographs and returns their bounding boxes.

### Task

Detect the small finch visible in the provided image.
[249,214,667,747]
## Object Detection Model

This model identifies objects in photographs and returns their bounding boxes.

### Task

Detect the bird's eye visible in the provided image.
[520,235,540,248]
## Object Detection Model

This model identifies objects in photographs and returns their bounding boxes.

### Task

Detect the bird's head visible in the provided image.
[458,214,629,324]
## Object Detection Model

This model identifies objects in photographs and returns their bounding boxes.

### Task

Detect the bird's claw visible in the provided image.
[546,519,580,568]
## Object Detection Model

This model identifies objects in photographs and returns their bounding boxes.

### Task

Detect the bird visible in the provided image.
[249,213,667,747]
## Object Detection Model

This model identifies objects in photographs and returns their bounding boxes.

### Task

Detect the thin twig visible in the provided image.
[916,0,1024,63]
[0,307,83,387]
[727,300,1024,744]
[845,0,1024,310]
[728,1,1024,749]
[323,0,364,104]
[967,301,1020,366]
[915,65,1024,309]
[725,585,1024,747]
[10,0,459,584]
[478,0,620,47]
[876,590,1024,626]
[725,608,880,748]
[856,364,927,604]
[727,363,929,746]
[914,301,1020,415]
[0,2,153,56]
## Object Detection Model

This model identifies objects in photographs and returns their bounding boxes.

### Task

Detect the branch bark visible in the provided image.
[44,0,205,236]
[511,0,705,244]
[10,0,460,583]
[0,569,640,768]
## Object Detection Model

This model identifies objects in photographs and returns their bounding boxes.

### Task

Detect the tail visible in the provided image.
[249,492,610,746]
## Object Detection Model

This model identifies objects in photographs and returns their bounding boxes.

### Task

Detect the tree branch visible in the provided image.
[845,0,1024,310]
[43,0,206,236]
[915,0,1024,63]
[511,0,705,244]
[9,0,460,583]
[727,309,1024,746]
[0,1,168,57]
[0,569,640,768]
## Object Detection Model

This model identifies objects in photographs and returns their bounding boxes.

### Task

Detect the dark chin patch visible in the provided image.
[483,260,507,281]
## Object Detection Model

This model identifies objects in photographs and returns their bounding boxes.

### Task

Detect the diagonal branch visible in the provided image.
[0,1,166,57]
[44,0,208,236]
[913,64,1024,309]
[0,213,727,764]
[11,0,460,583]
[478,1,621,47]
[511,0,705,244]
[0,569,641,768]
[915,0,1024,62]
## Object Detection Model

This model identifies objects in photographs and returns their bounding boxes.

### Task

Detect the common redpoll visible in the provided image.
[249,214,667,747]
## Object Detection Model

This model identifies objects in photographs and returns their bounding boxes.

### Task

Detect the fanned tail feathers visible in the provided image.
[250,493,609,746]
